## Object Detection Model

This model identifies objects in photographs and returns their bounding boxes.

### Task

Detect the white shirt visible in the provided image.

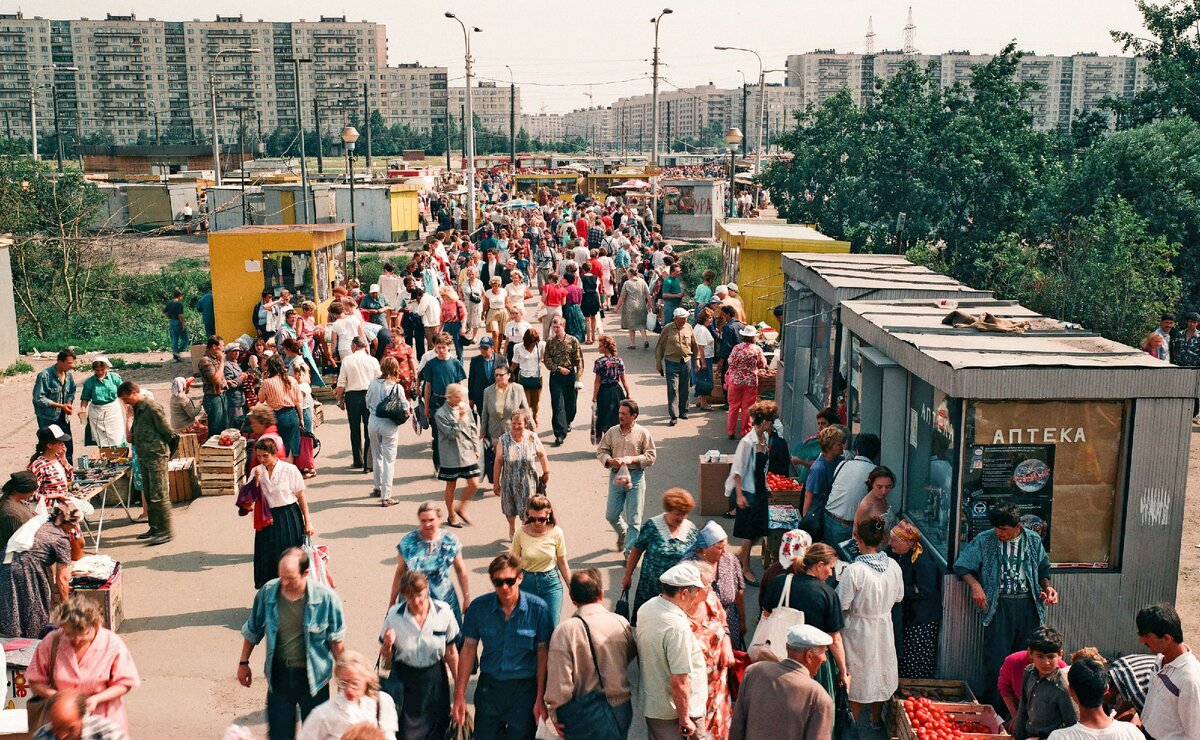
[380,599,460,668]
[512,341,545,379]
[1141,648,1200,740]
[378,273,404,309]
[338,351,381,392]
[297,692,399,740]
[1046,722,1146,740]
[417,294,442,328]
[573,245,590,264]
[824,456,878,521]
[254,460,305,508]
[693,324,715,359]
[504,320,531,349]
[331,315,362,356]
[484,288,508,312]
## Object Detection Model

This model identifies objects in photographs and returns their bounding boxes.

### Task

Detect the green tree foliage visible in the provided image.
[1111,0,1200,126]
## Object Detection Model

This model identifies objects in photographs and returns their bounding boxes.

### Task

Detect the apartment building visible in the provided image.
[520,112,565,141]
[562,106,612,148]
[609,83,727,151]
[0,12,453,146]
[447,81,521,134]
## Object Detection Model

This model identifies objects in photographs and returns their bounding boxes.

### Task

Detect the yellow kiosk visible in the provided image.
[208,224,348,339]
[717,218,851,329]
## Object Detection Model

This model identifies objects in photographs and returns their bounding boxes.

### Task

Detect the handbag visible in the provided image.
[556,615,623,740]
[834,683,858,739]
[25,635,60,732]
[375,383,411,424]
[748,574,806,662]
[613,588,631,621]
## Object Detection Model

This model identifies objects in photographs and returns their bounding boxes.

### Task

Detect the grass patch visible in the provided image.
[4,360,34,376]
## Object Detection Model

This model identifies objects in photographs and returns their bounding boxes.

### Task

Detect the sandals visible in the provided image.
[446,520,464,528]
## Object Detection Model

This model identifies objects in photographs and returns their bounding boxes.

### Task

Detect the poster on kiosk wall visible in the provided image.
[962,444,1055,546]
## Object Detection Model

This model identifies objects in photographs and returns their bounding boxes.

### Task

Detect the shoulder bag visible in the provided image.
[747,574,806,663]
[555,616,624,740]
[25,634,61,732]
[515,345,543,391]
[375,383,410,424]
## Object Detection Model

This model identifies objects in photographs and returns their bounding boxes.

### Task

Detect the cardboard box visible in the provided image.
[698,454,734,516]
[71,568,123,632]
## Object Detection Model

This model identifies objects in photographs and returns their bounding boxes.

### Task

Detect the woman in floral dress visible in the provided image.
[620,488,698,623]
[688,560,734,740]
[390,502,471,630]
[493,410,549,539]
[591,336,631,440]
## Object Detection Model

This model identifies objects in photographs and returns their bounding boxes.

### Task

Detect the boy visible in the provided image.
[1046,658,1142,739]
[1015,627,1078,740]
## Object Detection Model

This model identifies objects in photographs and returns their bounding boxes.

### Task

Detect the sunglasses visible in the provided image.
[527,516,549,524]
[491,577,518,588]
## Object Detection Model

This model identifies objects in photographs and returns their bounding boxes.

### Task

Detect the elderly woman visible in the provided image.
[0,471,37,550]
[725,325,767,439]
[300,650,399,740]
[459,266,485,345]
[28,425,74,506]
[838,516,904,730]
[433,383,481,528]
[493,409,549,540]
[685,520,747,649]
[380,571,458,740]
[727,400,779,586]
[761,542,849,702]
[27,596,140,731]
[249,437,314,589]
[0,488,76,638]
[367,357,408,507]
[687,559,734,740]
[620,487,699,623]
[479,364,530,449]
[390,502,470,632]
[616,268,651,349]
[169,376,204,432]
[505,269,532,310]
[511,328,546,422]
[591,335,631,438]
[77,356,126,447]
[248,404,284,455]
[887,520,944,679]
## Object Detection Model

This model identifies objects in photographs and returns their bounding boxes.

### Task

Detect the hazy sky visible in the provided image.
[18,0,1150,112]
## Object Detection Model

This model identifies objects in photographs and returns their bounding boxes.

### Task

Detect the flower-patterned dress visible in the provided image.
[690,589,732,740]
[592,354,627,437]
[632,515,698,619]
[397,529,463,625]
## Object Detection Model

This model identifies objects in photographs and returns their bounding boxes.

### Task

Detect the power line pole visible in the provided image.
[284,57,312,224]
[650,8,672,219]
[313,97,324,174]
[362,81,372,174]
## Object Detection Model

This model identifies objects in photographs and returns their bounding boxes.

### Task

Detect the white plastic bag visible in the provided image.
[645,311,657,332]
[535,717,562,740]
[748,574,806,662]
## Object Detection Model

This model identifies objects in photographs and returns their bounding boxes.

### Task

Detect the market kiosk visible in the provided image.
[660,179,725,241]
[207,224,347,339]
[822,296,1196,690]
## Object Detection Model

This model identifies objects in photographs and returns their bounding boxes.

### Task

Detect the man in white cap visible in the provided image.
[654,307,700,426]
[730,624,834,740]
[635,562,710,739]
[723,282,747,323]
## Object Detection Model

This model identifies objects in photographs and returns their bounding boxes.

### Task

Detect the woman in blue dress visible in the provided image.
[389,501,471,632]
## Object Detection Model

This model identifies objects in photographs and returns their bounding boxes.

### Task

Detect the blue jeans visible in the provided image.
[275,406,302,459]
[664,359,689,419]
[168,319,189,355]
[522,569,563,627]
[444,320,464,362]
[606,468,646,555]
[203,394,229,435]
[824,512,854,547]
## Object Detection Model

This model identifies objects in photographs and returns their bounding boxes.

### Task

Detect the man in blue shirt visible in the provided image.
[195,287,216,340]
[802,426,845,539]
[238,548,346,740]
[32,348,77,463]
[454,552,552,740]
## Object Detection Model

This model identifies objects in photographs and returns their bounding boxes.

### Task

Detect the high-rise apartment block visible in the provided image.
[519,112,565,142]
[0,12,452,146]
[447,81,522,135]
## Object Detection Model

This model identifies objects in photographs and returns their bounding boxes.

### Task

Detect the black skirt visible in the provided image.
[732,451,771,540]
[594,382,625,439]
[581,292,601,317]
[384,659,451,740]
[253,502,305,589]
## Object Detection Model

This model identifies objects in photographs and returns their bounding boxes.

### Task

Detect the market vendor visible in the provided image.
[32,348,77,463]
[28,424,74,505]
[953,502,1058,707]
[77,356,127,448]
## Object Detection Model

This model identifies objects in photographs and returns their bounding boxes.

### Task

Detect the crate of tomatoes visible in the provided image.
[895,697,1007,740]
[766,472,802,508]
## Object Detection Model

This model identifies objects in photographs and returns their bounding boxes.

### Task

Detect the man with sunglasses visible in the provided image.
[454,552,552,740]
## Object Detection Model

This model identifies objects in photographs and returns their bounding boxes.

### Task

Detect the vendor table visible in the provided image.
[71,465,135,553]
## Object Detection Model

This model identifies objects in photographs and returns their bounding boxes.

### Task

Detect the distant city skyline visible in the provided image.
[10,0,1150,113]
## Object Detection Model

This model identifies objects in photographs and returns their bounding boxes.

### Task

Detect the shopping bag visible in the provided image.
[748,574,805,662]
[535,717,562,740]
[645,311,657,332]
[445,711,474,740]
[303,536,335,589]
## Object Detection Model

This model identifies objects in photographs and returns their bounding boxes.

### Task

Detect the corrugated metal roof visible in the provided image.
[721,221,835,241]
[784,253,989,292]
[219,224,350,234]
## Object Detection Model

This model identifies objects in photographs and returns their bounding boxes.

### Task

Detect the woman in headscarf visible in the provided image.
[169,376,204,432]
[886,519,944,679]
[0,499,77,637]
[77,356,126,447]
[687,559,734,740]
[684,520,747,650]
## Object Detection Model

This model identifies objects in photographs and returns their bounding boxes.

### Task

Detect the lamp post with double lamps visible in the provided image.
[724,127,743,218]
[649,8,673,220]
[446,12,482,240]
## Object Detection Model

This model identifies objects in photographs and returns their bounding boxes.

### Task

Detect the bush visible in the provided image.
[4,360,33,376]
[678,245,723,308]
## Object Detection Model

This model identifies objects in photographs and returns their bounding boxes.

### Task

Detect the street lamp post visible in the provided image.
[650,8,673,222]
[446,12,483,240]
[715,45,764,178]
[724,127,743,218]
[341,125,360,279]
[505,64,516,171]
[209,47,261,187]
[283,57,313,224]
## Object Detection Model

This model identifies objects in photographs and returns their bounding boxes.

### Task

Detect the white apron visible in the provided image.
[88,401,127,447]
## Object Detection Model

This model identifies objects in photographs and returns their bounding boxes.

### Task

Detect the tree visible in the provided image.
[1111,0,1200,126]
[516,126,532,153]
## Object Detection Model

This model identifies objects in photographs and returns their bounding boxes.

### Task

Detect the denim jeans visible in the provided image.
[444,320,464,361]
[368,418,400,500]
[663,359,689,419]
[266,661,328,740]
[203,393,229,436]
[168,319,189,355]
[522,569,564,627]
[823,512,854,548]
[606,468,646,555]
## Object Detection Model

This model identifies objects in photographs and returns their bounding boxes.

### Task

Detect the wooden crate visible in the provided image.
[71,567,123,632]
[895,678,978,703]
[200,435,247,458]
[175,433,200,461]
[168,458,199,503]
[198,437,246,495]
[891,700,1006,740]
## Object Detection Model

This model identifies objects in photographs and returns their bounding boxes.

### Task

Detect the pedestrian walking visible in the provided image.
[247,437,314,589]
[460,266,486,346]
[238,548,346,740]
[635,562,709,740]
[32,349,77,463]
[511,495,570,627]
[338,337,382,472]
[544,316,584,446]
[379,572,457,740]
[118,381,174,546]
[545,569,636,739]
[596,400,656,555]
[591,336,630,440]
[467,336,508,413]
[1136,603,1200,739]
[366,357,408,507]
[77,356,125,448]
[164,289,189,362]
[729,625,835,740]
[493,409,547,539]
[438,286,466,362]
[433,384,480,528]
[686,560,734,740]
[389,502,470,629]
[259,355,304,462]
[420,334,467,472]
[724,326,766,439]
[622,489,698,623]
[727,401,780,586]
[511,328,546,423]
[298,651,399,740]
[684,521,746,650]
[616,267,651,350]
[655,308,699,425]
[453,553,552,740]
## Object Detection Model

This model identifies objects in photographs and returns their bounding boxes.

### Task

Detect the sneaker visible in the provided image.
[616,532,626,552]
[149,534,174,546]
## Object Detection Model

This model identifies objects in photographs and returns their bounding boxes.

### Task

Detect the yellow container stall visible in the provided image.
[208,224,348,340]
[717,219,851,330]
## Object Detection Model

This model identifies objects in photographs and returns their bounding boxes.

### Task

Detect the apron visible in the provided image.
[87,401,127,447]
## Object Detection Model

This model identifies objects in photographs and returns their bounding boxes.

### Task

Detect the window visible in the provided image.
[262,250,314,299]
[806,298,834,407]
[903,378,960,563]
[960,400,1127,569]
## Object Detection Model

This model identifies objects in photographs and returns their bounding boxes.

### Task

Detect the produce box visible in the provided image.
[698,454,733,516]
[896,678,978,703]
[892,698,1007,740]
[174,432,200,461]
[168,458,199,503]
[71,567,124,632]
[198,436,246,495]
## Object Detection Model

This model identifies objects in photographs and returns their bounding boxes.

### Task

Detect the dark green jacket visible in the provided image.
[130,398,174,460]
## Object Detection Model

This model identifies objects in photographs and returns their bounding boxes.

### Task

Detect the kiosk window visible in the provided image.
[807,299,834,407]
[904,378,960,562]
[263,250,314,300]
[960,400,1126,568]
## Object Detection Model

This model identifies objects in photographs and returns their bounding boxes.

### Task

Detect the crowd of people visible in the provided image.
[3,181,1198,740]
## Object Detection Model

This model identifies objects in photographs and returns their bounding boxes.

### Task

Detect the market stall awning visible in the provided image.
[611,179,651,190]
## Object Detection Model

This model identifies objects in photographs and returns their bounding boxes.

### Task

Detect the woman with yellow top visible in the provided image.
[510,495,570,627]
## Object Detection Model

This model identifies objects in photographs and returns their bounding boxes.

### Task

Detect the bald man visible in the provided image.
[33,688,129,740]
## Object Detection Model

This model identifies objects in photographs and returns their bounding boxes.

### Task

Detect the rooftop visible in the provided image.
[783,252,992,297]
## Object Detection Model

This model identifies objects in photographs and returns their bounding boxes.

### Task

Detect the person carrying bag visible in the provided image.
[748,573,806,662]
[554,616,624,740]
